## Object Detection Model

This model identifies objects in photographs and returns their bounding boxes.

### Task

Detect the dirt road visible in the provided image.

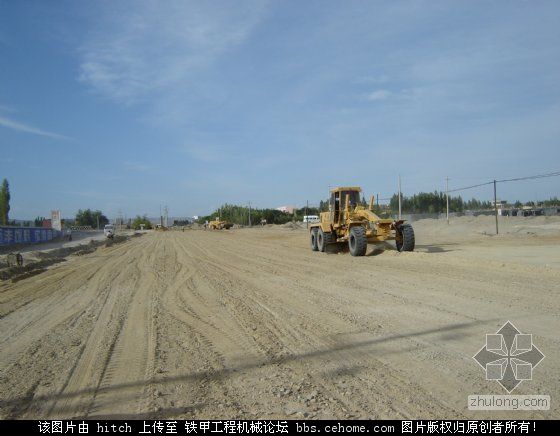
[1,220,559,419]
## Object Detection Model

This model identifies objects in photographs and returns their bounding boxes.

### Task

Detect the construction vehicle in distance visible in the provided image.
[309,186,415,256]
[208,218,233,230]
[103,224,115,239]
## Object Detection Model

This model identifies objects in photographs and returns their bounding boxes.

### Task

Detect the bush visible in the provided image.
[75,209,109,228]
[131,215,152,230]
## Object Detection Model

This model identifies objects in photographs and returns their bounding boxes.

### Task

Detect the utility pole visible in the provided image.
[494,179,499,235]
[248,202,251,227]
[96,215,99,230]
[305,200,308,229]
[446,176,450,225]
[398,175,402,220]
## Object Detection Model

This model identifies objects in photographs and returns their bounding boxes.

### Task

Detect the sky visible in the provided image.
[1,0,559,220]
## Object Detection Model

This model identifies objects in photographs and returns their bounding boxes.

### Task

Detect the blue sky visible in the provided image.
[1,0,559,220]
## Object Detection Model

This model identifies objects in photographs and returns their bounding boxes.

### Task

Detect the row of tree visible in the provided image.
[388,191,479,214]
[201,194,560,224]
[2,174,559,228]
[388,191,560,214]
[198,203,327,226]
[199,204,294,225]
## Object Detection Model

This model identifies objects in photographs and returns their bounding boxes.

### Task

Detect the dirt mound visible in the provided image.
[0,257,67,282]
[104,234,129,247]
[282,221,303,230]
[35,239,103,260]
[1,234,139,283]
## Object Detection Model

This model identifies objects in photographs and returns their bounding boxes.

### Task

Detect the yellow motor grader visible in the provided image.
[208,219,233,230]
[309,186,415,256]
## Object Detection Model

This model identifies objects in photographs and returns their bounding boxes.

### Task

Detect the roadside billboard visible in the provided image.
[51,210,62,231]
[0,227,61,246]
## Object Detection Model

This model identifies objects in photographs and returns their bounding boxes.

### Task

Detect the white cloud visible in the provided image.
[181,144,223,162]
[79,1,268,104]
[0,115,71,140]
[367,89,391,101]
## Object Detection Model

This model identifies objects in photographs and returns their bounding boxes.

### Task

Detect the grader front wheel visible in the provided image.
[349,226,367,256]
[396,223,415,252]
[317,229,333,252]
[310,228,319,251]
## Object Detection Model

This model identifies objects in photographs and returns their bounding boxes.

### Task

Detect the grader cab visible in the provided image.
[309,186,415,256]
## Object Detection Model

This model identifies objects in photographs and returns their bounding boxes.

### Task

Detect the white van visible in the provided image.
[103,224,115,238]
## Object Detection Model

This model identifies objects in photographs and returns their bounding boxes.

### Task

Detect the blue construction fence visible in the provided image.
[0,226,62,246]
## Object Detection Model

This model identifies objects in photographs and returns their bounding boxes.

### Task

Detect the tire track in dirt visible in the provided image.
[177,234,387,417]
[2,228,558,419]
[182,232,458,418]
[0,241,136,317]
[86,239,163,418]
[150,235,265,417]
[0,241,141,375]
[191,229,558,418]
[1,238,150,418]
[48,238,158,418]
[182,231,535,418]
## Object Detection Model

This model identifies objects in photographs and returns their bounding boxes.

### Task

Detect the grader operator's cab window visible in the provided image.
[335,191,359,208]
[331,192,340,222]
[331,190,360,222]
[344,191,360,208]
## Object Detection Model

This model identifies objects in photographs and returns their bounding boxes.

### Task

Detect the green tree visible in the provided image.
[319,199,329,212]
[0,178,10,225]
[200,203,302,226]
[131,215,152,230]
[75,209,109,228]
[389,190,468,214]
[295,206,320,218]
[34,216,46,227]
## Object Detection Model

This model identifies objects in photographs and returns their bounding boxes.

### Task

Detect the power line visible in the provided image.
[444,170,559,236]
[496,171,560,184]
[448,170,560,193]
[448,181,493,193]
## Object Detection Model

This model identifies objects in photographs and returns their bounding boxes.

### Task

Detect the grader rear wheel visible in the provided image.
[348,226,367,256]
